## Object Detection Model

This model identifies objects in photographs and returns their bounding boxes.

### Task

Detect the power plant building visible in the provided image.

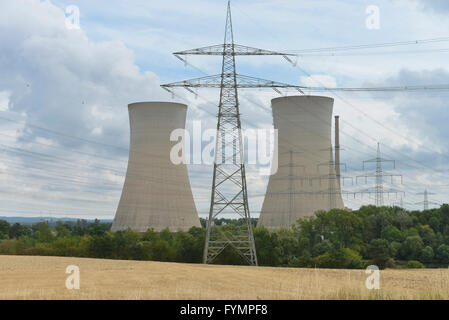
[258,96,344,231]
[111,102,200,232]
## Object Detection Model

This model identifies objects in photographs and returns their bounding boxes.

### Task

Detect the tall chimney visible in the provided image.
[335,115,341,189]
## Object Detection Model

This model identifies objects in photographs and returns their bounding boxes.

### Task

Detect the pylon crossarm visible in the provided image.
[357,188,405,195]
[363,158,395,170]
[174,44,296,56]
[161,74,305,89]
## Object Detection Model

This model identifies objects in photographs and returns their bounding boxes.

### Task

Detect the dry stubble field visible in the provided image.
[1,255,449,299]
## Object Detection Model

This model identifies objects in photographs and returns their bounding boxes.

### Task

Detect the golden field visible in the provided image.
[0,255,449,300]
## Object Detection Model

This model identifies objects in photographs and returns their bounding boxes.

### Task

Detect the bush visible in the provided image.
[22,247,55,256]
[0,239,25,254]
[385,258,396,269]
[341,248,364,269]
[406,260,424,269]
[311,248,363,269]
[312,252,337,268]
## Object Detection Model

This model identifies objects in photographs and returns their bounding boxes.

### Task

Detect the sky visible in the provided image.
[0,0,448,219]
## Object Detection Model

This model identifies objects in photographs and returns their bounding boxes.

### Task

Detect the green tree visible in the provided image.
[32,222,54,243]
[254,227,281,266]
[88,232,114,258]
[367,239,393,269]
[383,225,402,242]
[149,240,174,262]
[55,222,70,238]
[159,228,174,244]
[0,220,9,239]
[418,225,436,246]
[420,246,434,264]
[400,236,424,260]
[436,244,449,264]
[173,231,200,263]
[9,223,31,239]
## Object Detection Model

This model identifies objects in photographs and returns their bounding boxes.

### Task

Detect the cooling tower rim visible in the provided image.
[128,101,187,109]
[271,95,334,104]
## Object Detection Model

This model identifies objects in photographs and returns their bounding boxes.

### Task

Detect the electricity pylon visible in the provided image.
[161,1,302,265]
[416,189,438,210]
[356,142,404,206]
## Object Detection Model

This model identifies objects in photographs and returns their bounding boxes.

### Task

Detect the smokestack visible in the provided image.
[334,115,341,189]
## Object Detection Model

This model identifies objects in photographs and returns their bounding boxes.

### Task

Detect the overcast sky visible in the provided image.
[0,0,448,219]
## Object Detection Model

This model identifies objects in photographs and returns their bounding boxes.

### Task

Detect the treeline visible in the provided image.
[1,205,449,269]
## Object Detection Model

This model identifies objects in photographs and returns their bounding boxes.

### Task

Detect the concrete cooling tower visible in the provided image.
[111,102,200,232]
[258,96,344,231]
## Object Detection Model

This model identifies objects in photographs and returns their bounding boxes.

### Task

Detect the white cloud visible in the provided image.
[300,75,337,88]
[0,91,10,111]
[0,0,170,218]
[0,0,169,151]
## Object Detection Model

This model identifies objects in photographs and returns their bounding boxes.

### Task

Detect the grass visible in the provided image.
[0,255,449,300]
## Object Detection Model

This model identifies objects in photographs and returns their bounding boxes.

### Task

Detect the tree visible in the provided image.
[367,239,393,269]
[173,231,200,263]
[113,230,145,260]
[0,220,9,239]
[400,236,424,260]
[9,223,31,239]
[383,225,402,242]
[340,248,363,269]
[312,239,334,257]
[159,228,174,244]
[32,222,53,242]
[274,228,299,265]
[436,244,449,264]
[420,246,434,264]
[418,225,436,246]
[329,210,363,248]
[55,222,70,238]
[149,240,174,262]
[254,227,281,266]
[88,232,114,258]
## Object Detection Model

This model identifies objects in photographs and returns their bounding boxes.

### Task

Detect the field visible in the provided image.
[1,255,449,299]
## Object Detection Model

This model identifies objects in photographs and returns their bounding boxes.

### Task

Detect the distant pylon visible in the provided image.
[356,142,404,206]
[416,189,438,210]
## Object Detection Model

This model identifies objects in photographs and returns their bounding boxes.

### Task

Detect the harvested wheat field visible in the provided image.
[1,255,449,300]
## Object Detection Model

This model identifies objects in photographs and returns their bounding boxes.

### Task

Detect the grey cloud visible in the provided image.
[416,0,449,13]
[0,0,168,155]
[370,68,449,164]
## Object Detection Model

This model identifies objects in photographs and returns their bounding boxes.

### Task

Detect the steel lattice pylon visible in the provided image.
[415,189,438,210]
[356,142,404,206]
[202,1,256,265]
[161,1,300,265]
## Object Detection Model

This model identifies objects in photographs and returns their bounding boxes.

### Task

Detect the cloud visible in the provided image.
[415,0,449,13]
[0,91,10,111]
[0,0,168,152]
[300,75,337,88]
[0,0,171,218]
[379,68,449,153]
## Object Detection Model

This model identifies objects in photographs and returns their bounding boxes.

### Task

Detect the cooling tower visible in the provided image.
[111,102,200,232]
[258,96,344,231]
